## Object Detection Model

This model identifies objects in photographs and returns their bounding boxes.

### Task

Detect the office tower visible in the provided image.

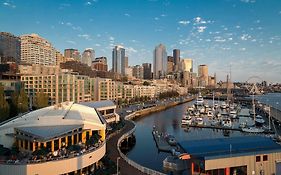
[153,44,167,79]
[167,56,174,74]
[64,48,81,61]
[180,58,193,72]
[142,63,152,80]
[173,49,180,71]
[198,64,209,87]
[112,45,125,75]
[92,57,108,71]
[124,56,128,68]
[0,32,21,64]
[132,65,144,79]
[20,33,56,65]
[82,48,95,67]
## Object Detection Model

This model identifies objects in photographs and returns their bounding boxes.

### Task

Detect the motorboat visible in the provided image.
[221,102,227,109]
[196,117,204,125]
[214,102,219,109]
[181,115,192,125]
[221,118,232,128]
[207,111,213,118]
[239,122,247,128]
[210,119,220,126]
[255,115,265,126]
[229,110,237,119]
[242,127,264,133]
[188,106,194,111]
[165,135,177,146]
[195,92,204,106]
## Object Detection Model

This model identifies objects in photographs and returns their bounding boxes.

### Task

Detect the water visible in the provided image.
[255,93,281,111]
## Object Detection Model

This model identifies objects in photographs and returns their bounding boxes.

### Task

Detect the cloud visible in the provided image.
[124,13,131,17]
[95,44,101,47]
[125,47,138,55]
[85,1,92,5]
[240,0,256,3]
[161,14,167,17]
[241,34,251,41]
[61,21,82,31]
[59,3,70,10]
[154,17,159,20]
[78,34,92,41]
[109,36,115,41]
[178,20,190,25]
[2,1,16,8]
[66,40,76,45]
[197,26,207,33]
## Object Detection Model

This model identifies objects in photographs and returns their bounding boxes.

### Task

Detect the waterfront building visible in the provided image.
[18,64,60,75]
[0,32,21,64]
[82,48,95,67]
[198,64,208,87]
[179,136,281,175]
[142,63,152,80]
[0,102,106,175]
[167,56,174,74]
[153,44,167,79]
[132,65,144,79]
[91,57,108,71]
[123,84,135,100]
[180,58,193,72]
[173,49,180,71]
[112,45,126,75]
[80,100,120,123]
[20,34,56,65]
[21,74,94,104]
[134,85,156,98]
[94,77,122,101]
[64,48,81,62]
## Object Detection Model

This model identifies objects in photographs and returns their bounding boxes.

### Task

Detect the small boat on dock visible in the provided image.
[195,92,204,106]
[242,127,264,133]
[181,115,192,125]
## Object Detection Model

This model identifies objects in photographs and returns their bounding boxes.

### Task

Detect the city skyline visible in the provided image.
[1,0,281,82]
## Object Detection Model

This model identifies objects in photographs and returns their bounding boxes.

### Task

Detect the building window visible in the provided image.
[263,155,268,161]
[256,156,261,162]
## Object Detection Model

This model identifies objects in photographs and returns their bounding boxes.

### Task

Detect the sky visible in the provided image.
[0,0,281,83]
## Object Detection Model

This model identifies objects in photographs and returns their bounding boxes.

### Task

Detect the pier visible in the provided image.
[152,129,177,153]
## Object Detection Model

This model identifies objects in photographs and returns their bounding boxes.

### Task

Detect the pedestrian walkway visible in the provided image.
[107,120,145,175]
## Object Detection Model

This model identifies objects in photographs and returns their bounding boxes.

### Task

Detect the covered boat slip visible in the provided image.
[179,136,281,175]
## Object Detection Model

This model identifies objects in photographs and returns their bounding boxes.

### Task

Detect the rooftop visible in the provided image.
[80,100,116,109]
[179,136,281,160]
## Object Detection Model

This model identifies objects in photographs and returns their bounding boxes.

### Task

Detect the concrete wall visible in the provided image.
[205,152,281,175]
[0,142,106,175]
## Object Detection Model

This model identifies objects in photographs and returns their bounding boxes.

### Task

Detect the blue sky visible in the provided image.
[1,0,281,83]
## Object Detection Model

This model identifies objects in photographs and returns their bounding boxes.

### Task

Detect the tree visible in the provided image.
[0,84,9,121]
[35,90,49,109]
[17,88,28,113]
[143,81,150,86]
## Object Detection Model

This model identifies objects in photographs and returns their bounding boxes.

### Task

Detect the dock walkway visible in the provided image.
[152,129,176,152]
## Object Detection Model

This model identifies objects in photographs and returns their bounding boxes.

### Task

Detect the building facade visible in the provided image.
[112,45,126,75]
[64,48,81,61]
[91,57,108,72]
[198,64,209,87]
[82,48,95,67]
[167,56,174,74]
[153,44,167,79]
[142,63,152,80]
[20,34,56,65]
[132,65,144,79]
[0,32,21,64]
[173,49,180,71]
[180,58,193,72]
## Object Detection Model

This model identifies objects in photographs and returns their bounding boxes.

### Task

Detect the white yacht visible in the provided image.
[195,92,204,106]
[181,115,192,125]
[229,110,237,119]
[196,117,204,125]
[242,127,264,133]
[255,115,265,126]
[207,111,213,118]
[221,118,232,128]
[221,101,227,109]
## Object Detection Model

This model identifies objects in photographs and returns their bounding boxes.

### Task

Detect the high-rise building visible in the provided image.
[124,56,128,68]
[153,44,167,79]
[91,57,108,71]
[142,63,152,80]
[167,56,174,74]
[112,45,126,75]
[20,33,56,65]
[64,48,81,61]
[198,64,208,87]
[173,49,180,71]
[132,65,144,79]
[0,32,21,64]
[55,51,66,65]
[82,48,95,67]
[180,58,193,72]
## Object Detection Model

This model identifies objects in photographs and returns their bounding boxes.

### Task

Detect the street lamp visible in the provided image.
[117,157,120,175]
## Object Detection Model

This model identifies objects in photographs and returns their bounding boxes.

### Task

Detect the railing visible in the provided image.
[117,114,166,175]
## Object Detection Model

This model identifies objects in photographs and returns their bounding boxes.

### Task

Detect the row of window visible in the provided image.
[256,155,268,162]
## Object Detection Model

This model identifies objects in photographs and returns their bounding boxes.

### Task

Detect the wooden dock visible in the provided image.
[152,129,177,153]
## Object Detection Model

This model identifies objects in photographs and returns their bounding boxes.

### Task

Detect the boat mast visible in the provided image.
[268,105,271,130]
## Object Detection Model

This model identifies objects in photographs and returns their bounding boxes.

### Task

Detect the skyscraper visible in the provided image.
[153,44,167,79]
[64,48,81,61]
[92,57,108,71]
[82,48,95,67]
[132,65,144,79]
[142,63,152,80]
[20,34,56,65]
[112,45,125,75]
[167,56,174,74]
[124,56,128,68]
[0,32,21,64]
[173,49,180,71]
[180,58,193,72]
[198,64,209,87]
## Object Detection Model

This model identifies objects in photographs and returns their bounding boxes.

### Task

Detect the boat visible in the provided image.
[188,106,194,111]
[221,118,232,128]
[221,101,227,109]
[242,127,264,133]
[210,119,220,126]
[207,111,213,118]
[196,117,204,125]
[181,115,192,125]
[255,115,265,126]
[239,122,247,128]
[229,110,237,119]
[195,92,204,106]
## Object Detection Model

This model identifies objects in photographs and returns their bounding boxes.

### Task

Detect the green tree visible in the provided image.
[143,81,150,86]
[35,90,49,109]
[0,84,10,121]
[17,88,28,113]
